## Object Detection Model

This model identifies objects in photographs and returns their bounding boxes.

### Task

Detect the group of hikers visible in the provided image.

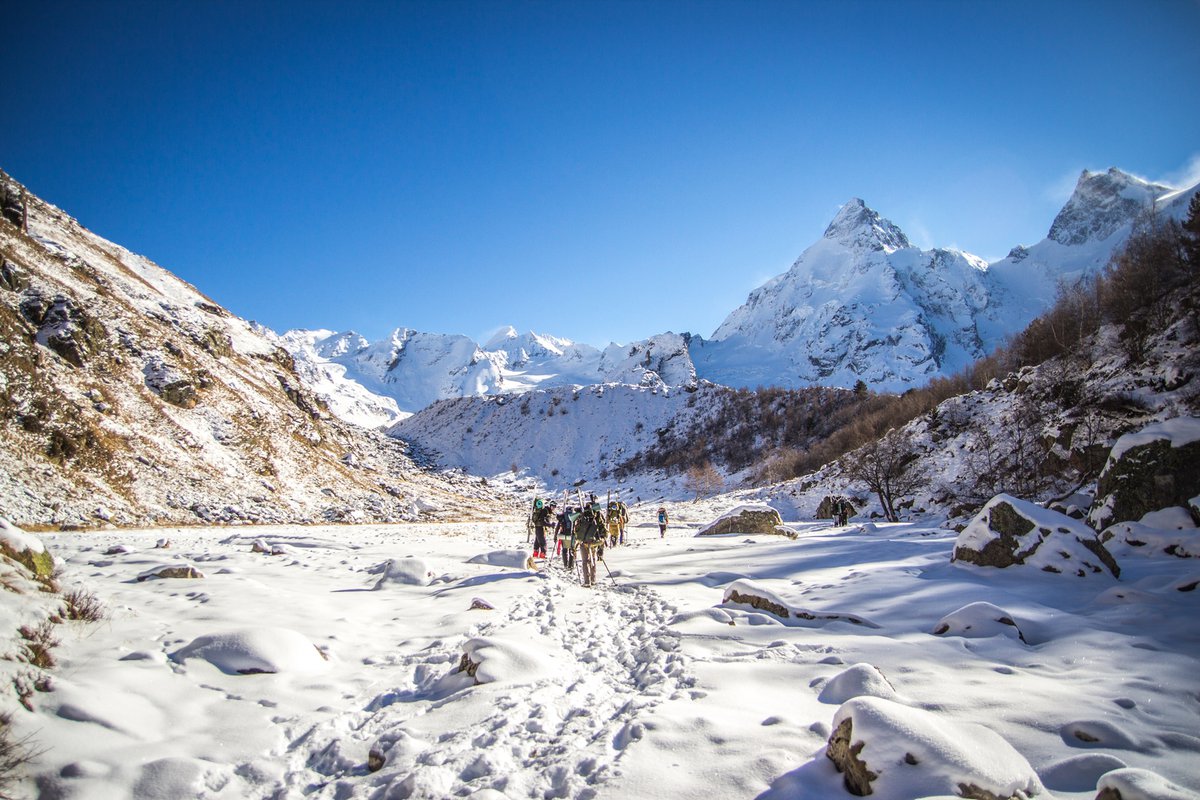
[529,495,670,586]
[829,495,852,526]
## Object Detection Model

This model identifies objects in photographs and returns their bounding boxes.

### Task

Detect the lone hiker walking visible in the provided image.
[657,506,668,538]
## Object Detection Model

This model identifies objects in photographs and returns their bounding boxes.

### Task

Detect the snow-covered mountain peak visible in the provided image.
[483,325,520,349]
[1048,167,1172,247]
[822,198,911,253]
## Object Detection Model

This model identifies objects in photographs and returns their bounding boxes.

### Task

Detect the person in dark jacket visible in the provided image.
[531,499,553,559]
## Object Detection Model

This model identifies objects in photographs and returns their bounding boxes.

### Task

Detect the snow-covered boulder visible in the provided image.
[1103,507,1200,559]
[467,550,532,569]
[456,623,566,686]
[722,580,877,628]
[0,517,53,578]
[1096,767,1200,800]
[697,504,786,537]
[932,601,1027,643]
[817,663,901,705]
[953,494,1119,578]
[170,628,328,675]
[1088,418,1200,532]
[825,696,1044,799]
[372,558,432,589]
[136,563,205,581]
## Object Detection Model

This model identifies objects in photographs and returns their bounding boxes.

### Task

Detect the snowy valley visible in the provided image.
[1,163,1199,800]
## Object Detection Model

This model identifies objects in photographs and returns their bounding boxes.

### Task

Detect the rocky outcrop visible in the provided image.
[954,495,1119,578]
[697,504,785,536]
[18,289,107,368]
[1048,169,1171,247]
[1089,418,1200,532]
[0,175,27,231]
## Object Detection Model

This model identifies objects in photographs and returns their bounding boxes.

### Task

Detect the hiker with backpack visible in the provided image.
[575,496,607,586]
[555,504,576,570]
[531,499,553,560]
[657,506,668,538]
[607,500,622,547]
[615,499,629,544]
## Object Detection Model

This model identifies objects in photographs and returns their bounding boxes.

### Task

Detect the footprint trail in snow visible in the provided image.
[287,573,694,799]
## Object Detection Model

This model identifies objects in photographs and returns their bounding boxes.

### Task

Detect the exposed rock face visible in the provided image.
[1048,169,1171,247]
[954,494,1119,578]
[0,175,27,230]
[826,716,878,796]
[697,504,784,536]
[1089,418,1200,532]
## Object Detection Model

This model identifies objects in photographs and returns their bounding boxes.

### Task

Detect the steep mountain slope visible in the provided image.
[692,199,993,391]
[984,168,1198,339]
[0,170,509,528]
[694,171,1198,393]
[389,383,703,493]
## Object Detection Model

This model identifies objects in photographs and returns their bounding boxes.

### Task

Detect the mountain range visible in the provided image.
[282,168,1199,426]
[2,164,1196,525]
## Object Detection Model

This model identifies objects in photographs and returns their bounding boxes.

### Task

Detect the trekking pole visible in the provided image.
[526,497,534,544]
[598,550,618,586]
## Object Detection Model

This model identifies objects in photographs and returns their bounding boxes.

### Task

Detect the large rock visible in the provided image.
[826,696,1044,799]
[954,494,1120,578]
[697,504,786,536]
[1089,418,1200,532]
[0,517,53,578]
[1095,767,1200,800]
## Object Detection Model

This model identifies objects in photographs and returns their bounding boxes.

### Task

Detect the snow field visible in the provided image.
[15,517,1200,799]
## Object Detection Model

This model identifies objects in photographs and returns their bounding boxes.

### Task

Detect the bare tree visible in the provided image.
[841,432,924,522]
[683,460,724,501]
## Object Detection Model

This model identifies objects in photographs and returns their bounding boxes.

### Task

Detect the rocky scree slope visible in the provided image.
[0,170,511,528]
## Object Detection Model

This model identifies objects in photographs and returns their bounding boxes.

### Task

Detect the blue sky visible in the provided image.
[4,0,1199,347]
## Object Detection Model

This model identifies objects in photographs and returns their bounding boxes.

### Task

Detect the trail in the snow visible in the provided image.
[283,567,695,799]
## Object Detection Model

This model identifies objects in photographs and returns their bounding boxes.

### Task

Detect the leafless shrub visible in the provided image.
[61,588,104,622]
[17,622,57,669]
[0,711,43,796]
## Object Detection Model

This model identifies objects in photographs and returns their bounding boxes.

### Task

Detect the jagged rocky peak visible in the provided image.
[822,198,911,253]
[1048,167,1172,247]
